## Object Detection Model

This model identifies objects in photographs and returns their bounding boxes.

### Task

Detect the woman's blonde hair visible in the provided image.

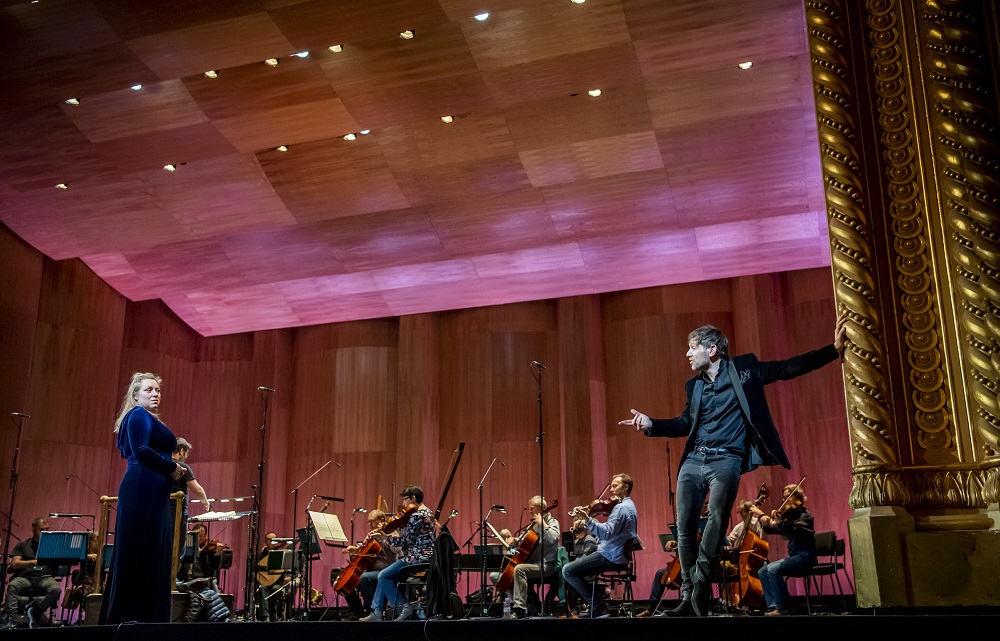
[114,372,162,433]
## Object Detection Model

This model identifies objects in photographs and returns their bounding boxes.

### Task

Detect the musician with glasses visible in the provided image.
[497,496,560,620]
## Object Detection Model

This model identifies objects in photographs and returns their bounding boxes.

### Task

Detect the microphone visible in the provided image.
[492,504,506,513]
[320,501,331,513]
[354,507,368,514]
[49,513,84,518]
[315,495,344,502]
[499,459,506,467]
[10,412,30,418]
[257,386,275,392]
[449,509,459,518]
[531,361,546,369]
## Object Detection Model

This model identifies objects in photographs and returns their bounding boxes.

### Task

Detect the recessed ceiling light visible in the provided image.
[130,84,143,91]
[474,13,489,21]
[441,115,454,124]
[294,51,309,58]
[587,89,602,97]
[738,61,753,70]
[328,44,343,53]
[264,58,279,67]
[55,183,68,189]
[163,164,177,172]
[204,70,219,78]
[65,98,80,105]
[359,129,371,135]
[399,30,415,39]
[343,133,357,141]
[571,0,586,4]
[276,145,289,152]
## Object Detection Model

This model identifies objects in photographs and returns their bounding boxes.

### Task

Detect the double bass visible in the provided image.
[729,483,769,608]
[495,499,560,594]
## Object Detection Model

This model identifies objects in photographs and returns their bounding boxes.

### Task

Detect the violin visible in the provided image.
[379,503,417,534]
[569,484,620,520]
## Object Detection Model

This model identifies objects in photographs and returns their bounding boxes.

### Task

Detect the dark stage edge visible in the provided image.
[8,611,1000,641]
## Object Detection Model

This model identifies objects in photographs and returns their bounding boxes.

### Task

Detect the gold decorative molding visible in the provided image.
[854,463,1000,512]
[868,0,953,451]
[919,0,1000,468]
[807,1,898,488]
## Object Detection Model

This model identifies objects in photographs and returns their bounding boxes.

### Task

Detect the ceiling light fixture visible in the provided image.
[130,84,143,91]
[294,51,309,58]
[264,58,279,67]
[571,0,586,4]
[343,133,357,141]
[163,164,177,172]
[587,89,602,97]
[276,145,289,152]
[359,129,371,135]
[204,70,219,78]
[328,44,343,53]
[65,98,80,105]
[55,183,68,189]
[474,13,489,21]
[441,115,454,123]
[738,61,753,70]
[399,30,415,39]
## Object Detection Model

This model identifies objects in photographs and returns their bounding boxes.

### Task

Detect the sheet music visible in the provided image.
[309,511,348,545]
[189,510,237,522]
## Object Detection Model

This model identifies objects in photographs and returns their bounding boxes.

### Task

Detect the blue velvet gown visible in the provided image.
[100,406,178,624]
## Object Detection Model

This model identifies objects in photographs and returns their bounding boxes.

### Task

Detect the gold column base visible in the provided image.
[850,507,1000,607]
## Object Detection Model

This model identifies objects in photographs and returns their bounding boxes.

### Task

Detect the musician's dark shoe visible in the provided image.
[26,605,41,629]
[510,607,527,620]
[660,599,694,617]
[691,580,710,617]
[393,605,414,621]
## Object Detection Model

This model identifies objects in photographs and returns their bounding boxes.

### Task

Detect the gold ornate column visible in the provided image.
[807,0,1000,607]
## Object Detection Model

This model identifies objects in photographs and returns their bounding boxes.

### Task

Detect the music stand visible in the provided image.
[36,531,88,567]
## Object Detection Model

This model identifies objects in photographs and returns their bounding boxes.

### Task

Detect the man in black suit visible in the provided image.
[620,316,846,616]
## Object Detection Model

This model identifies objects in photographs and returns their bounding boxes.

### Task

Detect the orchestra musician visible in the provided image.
[620,317,846,616]
[362,485,435,622]
[497,496,560,620]
[564,521,597,616]
[562,474,639,619]
[170,437,210,574]
[754,485,815,616]
[343,510,397,619]
[256,532,289,622]
[187,523,228,582]
[3,518,61,629]
[636,539,677,618]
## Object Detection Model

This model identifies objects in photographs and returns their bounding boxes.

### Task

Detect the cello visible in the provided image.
[333,506,408,596]
[495,499,559,594]
[728,483,769,609]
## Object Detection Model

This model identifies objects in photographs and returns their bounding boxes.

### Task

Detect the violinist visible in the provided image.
[754,484,815,616]
[363,485,435,622]
[497,496,561,620]
[343,510,397,619]
[562,474,639,619]
[620,316,847,616]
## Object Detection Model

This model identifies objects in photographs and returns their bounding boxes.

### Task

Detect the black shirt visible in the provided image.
[11,538,53,578]
[171,460,195,519]
[693,363,747,454]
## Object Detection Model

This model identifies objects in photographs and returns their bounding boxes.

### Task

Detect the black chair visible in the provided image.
[590,539,640,618]
[388,563,430,620]
[791,531,853,614]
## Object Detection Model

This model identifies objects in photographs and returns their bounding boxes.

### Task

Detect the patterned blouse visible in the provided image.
[385,507,435,564]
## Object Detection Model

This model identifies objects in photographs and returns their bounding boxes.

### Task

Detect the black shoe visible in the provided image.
[510,607,527,620]
[26,605,41,629]
[691,580,710,617]
[661,600,694,617]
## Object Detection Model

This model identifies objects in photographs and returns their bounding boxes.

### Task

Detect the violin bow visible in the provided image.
[774,475,807,513]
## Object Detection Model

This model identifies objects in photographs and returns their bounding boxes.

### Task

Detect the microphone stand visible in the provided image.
[475,458,503,617]
[244,388,272,621]
[0,413,27,597]
[531,361,550,617]
[290,460,333,619]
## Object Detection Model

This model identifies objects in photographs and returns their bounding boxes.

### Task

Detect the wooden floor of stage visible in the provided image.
[8,601,1000,641]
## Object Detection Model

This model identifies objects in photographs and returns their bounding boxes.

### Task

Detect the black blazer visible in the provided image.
[645,344,841,473]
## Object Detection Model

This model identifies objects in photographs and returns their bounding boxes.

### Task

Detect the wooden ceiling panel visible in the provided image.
[541,169,678,239]
[175,282,300,335]
[391,153,532,208]
[519,130,664,188]
[277,275,393,325]
[257,136,409,222]
[480,41,644,110]
[182,57,339,121]
[219,226,345,285]
[0,0,120,59]
[580,229,707,292]
[93,0,261,40]
[90,121,239,172]
[123,239,245,296]
[372,258,479,291]
[624,0,807,78]
[0,41,158,110]
[426,188,559,255]
[64,80,208,143]
[124,12,296,80]
[213,98,359,153]
[471,243,586,278]
[463,0,631,70]
[376,113,517,173]
[317,208,448,272]
[504,84,653,150]
[266,0,450,52]
[79,252,151,302]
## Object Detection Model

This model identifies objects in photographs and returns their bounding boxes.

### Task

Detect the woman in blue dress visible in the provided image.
[100,373,184,624]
